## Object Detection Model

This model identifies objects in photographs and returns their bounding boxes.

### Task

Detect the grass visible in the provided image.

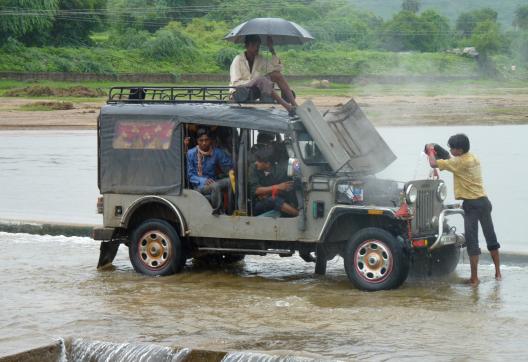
[0,44,484,76]
[18,101,74,111]
[1,78,528,102]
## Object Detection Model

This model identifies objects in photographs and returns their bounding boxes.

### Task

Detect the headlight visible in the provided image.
[405,184,418,204]
[437,182,447,201]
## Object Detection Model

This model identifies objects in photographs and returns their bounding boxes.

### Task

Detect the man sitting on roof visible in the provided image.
[187,128,233,215]
[230,35,298,115]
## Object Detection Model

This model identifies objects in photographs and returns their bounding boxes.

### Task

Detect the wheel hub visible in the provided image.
[367,254,380,267]
[354,239,393,283]
[138,230,171,270]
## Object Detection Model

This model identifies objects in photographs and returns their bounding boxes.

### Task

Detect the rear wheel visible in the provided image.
[344,227,409,291]
[129,219,184,276]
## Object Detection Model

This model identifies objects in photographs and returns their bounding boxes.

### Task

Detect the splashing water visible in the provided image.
[63,338,190,362]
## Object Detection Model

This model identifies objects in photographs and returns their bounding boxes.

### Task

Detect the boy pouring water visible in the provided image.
[426,134,501,285]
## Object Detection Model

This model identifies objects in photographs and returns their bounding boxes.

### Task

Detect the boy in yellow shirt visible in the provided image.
[426,134,501,285]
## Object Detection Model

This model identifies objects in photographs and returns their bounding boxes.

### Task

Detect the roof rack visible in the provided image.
[107,86,276,104]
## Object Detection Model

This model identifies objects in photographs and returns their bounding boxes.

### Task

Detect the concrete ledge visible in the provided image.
[0,341,62,362]
[0,339,252,362]
[0,219,95,237]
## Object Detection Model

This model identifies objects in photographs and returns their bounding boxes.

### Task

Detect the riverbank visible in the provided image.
[2,92,528,129]
[1,78,528,128]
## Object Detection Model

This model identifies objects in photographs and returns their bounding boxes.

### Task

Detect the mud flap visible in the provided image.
[97,240,120,269]
[314,244,327,275]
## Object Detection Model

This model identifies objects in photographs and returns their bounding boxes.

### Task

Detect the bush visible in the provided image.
[142,23,198,62]
[215,47,239,70]
[107,29,150,50]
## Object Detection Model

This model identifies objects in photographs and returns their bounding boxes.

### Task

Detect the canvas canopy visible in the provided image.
[98,103,291,195]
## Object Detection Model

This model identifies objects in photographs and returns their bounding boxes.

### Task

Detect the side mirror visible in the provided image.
[287,158,302,177]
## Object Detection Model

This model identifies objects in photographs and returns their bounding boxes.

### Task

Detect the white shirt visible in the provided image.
[229,52,284,88]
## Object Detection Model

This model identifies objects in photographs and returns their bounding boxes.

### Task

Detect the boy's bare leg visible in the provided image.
[469,255,480,285]
[269,71,298,107]
[490,249,502,280]
[280,202,299,216]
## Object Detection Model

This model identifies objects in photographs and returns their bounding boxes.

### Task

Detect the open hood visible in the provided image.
[296,99,396,175]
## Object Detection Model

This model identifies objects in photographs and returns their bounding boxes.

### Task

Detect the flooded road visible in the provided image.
[0,126,526,251]
[1,231,528,360]
[1,126,527,360]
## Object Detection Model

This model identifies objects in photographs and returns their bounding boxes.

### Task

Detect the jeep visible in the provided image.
[93,86,465,291]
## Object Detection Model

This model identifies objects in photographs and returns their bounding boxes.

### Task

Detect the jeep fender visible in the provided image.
[318,205,398,243]
[121,196,189,236]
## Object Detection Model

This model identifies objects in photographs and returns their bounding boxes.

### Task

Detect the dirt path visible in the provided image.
[1,94,528,129]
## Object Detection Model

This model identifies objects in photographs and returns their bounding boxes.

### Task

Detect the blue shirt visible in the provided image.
[187,147,233,189]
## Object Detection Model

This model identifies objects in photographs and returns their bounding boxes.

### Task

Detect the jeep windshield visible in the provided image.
[297,131,327,165]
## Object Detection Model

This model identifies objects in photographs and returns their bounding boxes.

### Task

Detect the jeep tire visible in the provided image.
[129,219,184,276]
[344,227,409,291]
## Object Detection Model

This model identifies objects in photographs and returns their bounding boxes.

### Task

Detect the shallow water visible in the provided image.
[1,126,528,360]
[0,126,526,251]
[1,232,528,360]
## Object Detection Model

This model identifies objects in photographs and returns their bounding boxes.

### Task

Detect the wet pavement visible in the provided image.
[1,232,528,360]
[1,126,527,360]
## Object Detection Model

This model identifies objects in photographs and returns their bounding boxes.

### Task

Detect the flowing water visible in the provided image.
[0,126,527,360]
[1,232,528,360]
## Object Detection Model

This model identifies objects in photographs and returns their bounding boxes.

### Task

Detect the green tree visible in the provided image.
[420,10,451,50]
[471,20,505,56]
[0,0,58,43]
[513,5,528,30]
[309,5,382,50]
[511,31,528,64]
[106,0,170,33]
[382,10,451,52]
[471,20,507,76]
[49,0,106,45]
[456,8,498,38]
[208,0,330,25]
[401,0,420,14]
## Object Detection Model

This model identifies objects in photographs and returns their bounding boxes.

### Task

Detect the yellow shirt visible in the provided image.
[437,152,486,200]
[229,53,283,88]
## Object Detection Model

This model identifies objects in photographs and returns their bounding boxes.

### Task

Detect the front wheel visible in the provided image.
[344,227,409,291]
[129,219,184,276]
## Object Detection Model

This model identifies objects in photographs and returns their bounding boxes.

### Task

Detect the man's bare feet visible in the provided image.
[495,272,502,281]
[466,277,480,286]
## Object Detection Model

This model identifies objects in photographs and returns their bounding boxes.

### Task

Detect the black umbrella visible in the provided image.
[224,17,314,45]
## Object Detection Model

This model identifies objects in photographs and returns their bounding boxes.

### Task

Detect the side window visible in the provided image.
[113,121,176,150]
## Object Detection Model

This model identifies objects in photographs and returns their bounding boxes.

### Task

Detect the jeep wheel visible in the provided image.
[129,219,184,276]
[344,227,409,291]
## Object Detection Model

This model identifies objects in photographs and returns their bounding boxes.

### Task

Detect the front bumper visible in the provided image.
[429,208,465,251]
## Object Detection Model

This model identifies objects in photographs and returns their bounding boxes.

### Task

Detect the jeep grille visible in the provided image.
[416,189,434,233]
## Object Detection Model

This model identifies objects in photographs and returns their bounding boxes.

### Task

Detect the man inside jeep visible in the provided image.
[230,35,298,115]
[249,146,298,217]
[187,128,233,215]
